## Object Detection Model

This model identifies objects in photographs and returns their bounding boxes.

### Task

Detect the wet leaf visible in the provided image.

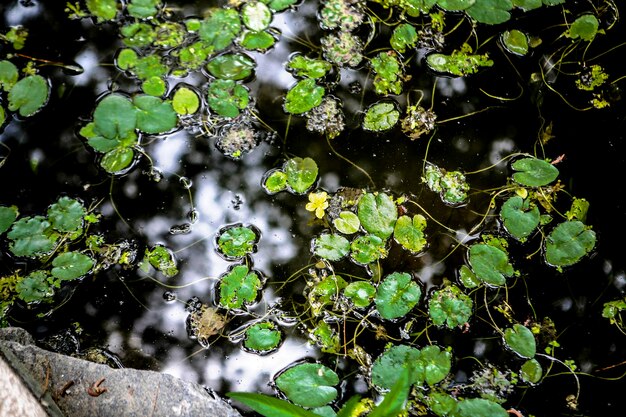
[371,52,403,95]
[350,234,386,265]
[262,0,298,11]
[133,95,177,134]
[393,214,427,253]
[7,75,50,117]
[121,22,156,48]
[362,101,399,132]
[500,196,540,241]
[544,220,596,268]
[368,367,410,417]
[198,8,241,51]
[16,270,53,303]
[343,281,375,308]
[217,225,259,259]
[565,198,589,222]
[437,0,476,11]
[172,86,200,115]
[468,243,514,286]
[333,211,360,234]
[286,55,332,79]
[455,398,508,417]
[284,157,318,194]
[567,14,599,41]
[459,264,481,288]
[284,79,325,115]
[311,320,341,353]
[513,0,542,11]
[371,345,420,389]
[308,275,347,315]
[275,363,339,407]
[501,29,529,55]
[0,60,19,91]
[7,216,58,257]
[141,76,167,96]
[426,51,493,76]
[244,321,282,353]
[520,358,543,384]
[93,94,137,140]
[511,157,558,187]
[127,0,160,19]
[241,1,272,31]
[425,392,457,416]
[144,245,178,277]
[240,30,276,51]
[415,345,452,386]
[219,264,262,309]
[86,0,118,22]
[51,251,94,281]
[428,285,473,328]
[207,79,249,118]
[466,0,513,24]
[390,23,418,53]
[227,392,321,417]
[101,147,135,173]
[358,193,397,239]
[206,53,256,81]
[504,324,536,358]
[375,272,421,320]
[47,196,85,233]
[0,205,18,234]
[313,234,350,261]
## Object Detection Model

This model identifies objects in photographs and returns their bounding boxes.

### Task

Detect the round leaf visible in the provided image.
[343,281,375,308]
[511,157,559,187]
[262,169,288,194]
[7,75,50,117]
[466,0,512,24]
[416,345,452,386]
[455,398,508,417]
[284,157,318,194]
[567,14,599,41]
[198,8,242,51]
[133,95,177,134]
[217,225,259,259]
[428,285,473,328]
[284,79,325,115]
[93,94,137,139]
[375,272,421,320]
[350,234,386,265]
[244,321,282,353]
[275,363,339,408]
[501,29,529,56]
[207,79,249,118]
[468,243,514,286]
[47,196,85,233]
[371,345,421,389]
[16,270,53,303]
[101,147,135,173]
[333,211,360,234]
[7,216,58,257]
[206,53,256,81]
[0,60,19,91]
[362,101,399,132]
[172,86,200,115]
[241,1,272,31]
[313,234,350,261]
[0,205,19,234]
[51,251,95,281]
[520,358,543,384]
[504,324,536,358]
[219,264,262,309]
[500,196,540,241]
[357,193,397,239]
[544,220,596,268]
[240,30,276,51]
[393,214,427,253]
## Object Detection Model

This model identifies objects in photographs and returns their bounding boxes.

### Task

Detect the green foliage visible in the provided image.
[567,14,599,41]
[286,55,332,79]
[239,30,276,51]
[16,271,53,303]
[199,8,241,51]
[511,157,559,187]
[262,169,288,193]
[284,79,325,115]
[127,0,160,18]
[172,86,200,115]
[320,31,363,67]
[47,196,86,233]
[207,79,249,118]
[307,274,347,315]
[371,344,451,389]
[504,324,536,358]
[284,157,319,194]
[217,225,259,259]
[520,358,543,384]
[375,272,421,320]
[275,363,340,408]
[468,243,514,287]
[390,23,418,53]
[343,281,375,308]
[422,164,469,205]
[219,264,262,309]
[51,251,95,281]
[426,47,493,76]
[544,220,596,268]
[368,368,410,417]
[244,321,282,352]
[454,398,508,417]
[428,285,473,328]
[0,205,19,234]
[86,0,118,22]
[357,193,397,239]
[362,101,400,132]
[7,75,50,117]
[500,196,540,241]
[206,53,256,81]
[7,216,58,257]
[333,211,360,234]
[227,392,321,417]
[466,0,513,24]
[0,60,19,91]
[241,1,273,31]
[371,52,404,95]
[143,244,179,277]
[501,29,529,55]
[313,234,350,261]
[133,95,177,134]
[393,214,427,253]
[350,234,386,265]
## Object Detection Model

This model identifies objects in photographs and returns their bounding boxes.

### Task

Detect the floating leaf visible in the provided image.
[333,211,360,234]
[241,1,273,31]
[284,79,325,115]
[458,264,481,288]
[343,281,375,308]
[500,196,540,241]
[468,243,514,286]
[426,51,493,76]
[357,193,397,239]
[544,220,596,268]
[565,198,589,222]
[371,52,403,95]
[425,392,457,416]
[144,245,178,277]
[51,251,94,281]
[86,0,118,21]
[93,94,137,140]
[198,8,241,51]
[428,285,473,328]
[101,147,135,173]
[511,157,559,187]
[466,0,513,24]
[371,345,420,390]
[0,205,18,234]
[390,23,418,53]
[133,95,177,134]
[217,224,259,259]
[455,398,508,417]
[284,157,318,194]
[7,75,50,117]
[501,29,529,55]
[7,216,58,257]
[350,234,386,265]
[172,86,200,115]
[275,363,339,408]
[263,169,288,194]
[206,53,256,81]
[311,320,341,353]
[504,324,536,358]
[313,234,350,261]
[286,55,332,79]
[262,0,298,11]
[16,270,53,303]
[207,79,249,118]
[227,392,321,417]
[127,0,160,19]
[244,321,282,353]
[393,214,427,253]
[120,22,156,48]
[240,30,276,51]
[0,60,19,91]
[141,76,167,96]
[308,275,347,315]
[415,345,452,386]
[368,367,410,417]
[362,101,399,132]
[513,0,542,11]
[45,197,85,235]
[219,264,262,309]
[520,358,543,384]
[567,14,599,41]
[437,0,476,11]
[375,272,421,320]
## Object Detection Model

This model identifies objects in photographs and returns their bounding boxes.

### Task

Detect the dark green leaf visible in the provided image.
[350,234,386,265]
[437,0,476,11]
[51,251,94,281]
[198,9,241,51]
[207,79,249,118]
[7,216,58,257]
[219,264,262,309]
[172,86,200,115]
[86,0,118,21]
[133,95,177,134]
[240,30,276,51]
[227,392,321,417]
[368,367,410,417]
[500,196,540,241]
[501,29,529,55]
[144,245,179,277]
[454,398,508,417]
[371,345,421,389]
[93,94,137,140]
[127,0,160,18]
[520,358,543,384]
[244,321,282,352]
[286,55,332,79]
[468,243,514,286]
[466,0,513,24]
[7,75,50,117]
[375,272,421,320]
[0,60,19,92]
[511,157,559,187]
[275,363,339,408]
[544,220,596,268]
[313,234,350,261]
[333,211,360,234]
[390,24,418,53]
[504,324,536,358]
[101,147,135,173]
[16,270,53,303]
[428,285,473,328]
[357,193,397,239]
[0,205,19,234]
[47,196,85,233]
[262,169,288,194]
[206,53,256,81]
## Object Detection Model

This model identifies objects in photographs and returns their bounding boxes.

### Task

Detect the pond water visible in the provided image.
[1,0,626,416]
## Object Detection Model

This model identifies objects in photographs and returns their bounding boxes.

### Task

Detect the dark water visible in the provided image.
[1,0,626,415]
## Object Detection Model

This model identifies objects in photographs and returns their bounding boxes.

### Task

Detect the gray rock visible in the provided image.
[0,327,243,417]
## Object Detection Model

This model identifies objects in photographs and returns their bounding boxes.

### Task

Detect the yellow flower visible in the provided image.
[305,191,329,219]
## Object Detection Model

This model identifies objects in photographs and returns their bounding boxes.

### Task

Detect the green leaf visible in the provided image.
[358,193,397,239]
[47,196,85,233]
[375,272,421,320]
[371,52,403,95]
[284,157,318,194]
[567,14,599,41]
[343,281,375,308]
[437,0,476,11]
[336,395,363,417]
[544,220,596,268]
[144,245,179,277]
[133,95,177,134]
[7,216,58,257]
[244,321,282,352]
[241,1,273,31]
[120,22,156,48]
[308,274,347,315]
[504,324,536,358]
[415,345,452,386]
[390,23,418,53]
[286,55,332,79]
[0,205,19,234]
[207,79,249,118]
[206,53,256,81]
[333,211,360,234]
[426,51,493,76]
[262,169,288,194]
[468,243,514,286]
[93,94,137,140]
[51,251,94,281]
[422,164,470,206]
[566,198,590,222]
[362,101,399,132]
[466,0,513,24]
[101,147,135,173]
[172,86,200,115]
[261,0,298,11]
[511,157,559,187]
[459,265,481,288]
[311,321,341,354]
[141,76,167,97]
[350,234,386,265]
[0,60,19,91]
[371,345,421,389]
[520,358,543,384]
[313,234,350,261]
[127,0,160,19]
[240,30,276,51]
[86,0,118,21]
[454,398,508,417]
[513,0,542,11]
[217,225,259,259]
[368,367,410,417]
[284,79,325,115]
[425,392,458,416]
[219,264,262,309]
[16,270,53,303]
[393,214,427,253]
[428,285,473,329]
[198,9,242,51]
[500,196,540,241]
[7,75,49,117]
[227,392,321,417]
[275,363,339,408]
[501,29,529,55]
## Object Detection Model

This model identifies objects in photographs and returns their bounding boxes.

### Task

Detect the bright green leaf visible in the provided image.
[127,0,160,19]
[0,60,18,91]
[219,264,262,309]
[206,53,256,81]
[375,272,421,320]
[468,243,514,286]
[227,392,321,417]
[207,79,249,118]
[172,86,200,115]
[51,251,94,281]
[520,358,543,384]
[343,281,375,308]
[198,9,242,51]
[455,398,508,417]
[101,147,135,173]
[466,0,513,24]
[313,234,350,261]
[371,345,420,389]
[544,220,596,268]
[47,197,85,233]
[500,196,540,241]
[217,225,259,259]
[393,214,427,253]
[333,211,360,234]
[7,75,49,117]
[284,79,325,115]
[368,367,410,417]
[567,14,599,41]
[501,29,529,55]
[244,321,282,353]
[284,157,318,194]
[428,285,473,328]
[362,102,399,132]
[511,157,559,187]
[262,169,288,194]
[275,363,339,408]
[504,324,536,358]
[133,95,177,134]
[358,193,397,239]
[16,270,53,303]
[350,234,386,265]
